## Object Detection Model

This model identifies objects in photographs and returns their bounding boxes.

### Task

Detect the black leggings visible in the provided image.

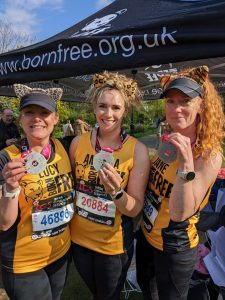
[1,251,70,300]
[136,230,198,300]
[72,242,133,300]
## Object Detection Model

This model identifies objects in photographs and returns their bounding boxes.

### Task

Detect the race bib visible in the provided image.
[143,190,161,233]
[32,203,74,232]
[31,191,75,240]
[76,191,116,227]
[143,198,158,225]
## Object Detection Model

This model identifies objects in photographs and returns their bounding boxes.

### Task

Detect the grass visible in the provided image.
[61,263,141,300]
[0,263,141,300]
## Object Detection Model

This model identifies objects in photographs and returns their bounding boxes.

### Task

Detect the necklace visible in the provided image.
[95,128,127,153]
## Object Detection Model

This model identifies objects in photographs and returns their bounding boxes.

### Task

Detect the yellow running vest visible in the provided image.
[70,132,137,255]
[1,139,74,273]
[142,154,211,252]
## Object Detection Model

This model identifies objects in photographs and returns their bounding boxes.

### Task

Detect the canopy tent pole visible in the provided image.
[130,69,137,136]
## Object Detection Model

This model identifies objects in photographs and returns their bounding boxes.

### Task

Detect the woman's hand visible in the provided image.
[2,158,26,191]
[98,163,122,197]
[168,132,194,170]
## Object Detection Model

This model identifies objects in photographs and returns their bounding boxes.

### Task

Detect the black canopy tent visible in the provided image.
[0,0,225,101]
[0,58,225,102]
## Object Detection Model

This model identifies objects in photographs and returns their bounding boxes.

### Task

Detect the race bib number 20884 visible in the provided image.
[76,191,116,227]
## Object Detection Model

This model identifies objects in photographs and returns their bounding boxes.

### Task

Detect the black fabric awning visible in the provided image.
[0,0,225,101]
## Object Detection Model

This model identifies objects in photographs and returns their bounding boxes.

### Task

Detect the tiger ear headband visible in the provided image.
[93,73,137,97]
[13,84,63,102]
[160,65,209,89]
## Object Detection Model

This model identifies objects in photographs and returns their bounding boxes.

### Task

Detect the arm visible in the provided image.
[99,141,150,217]
[0,157,26,231]
[168,133,222,221]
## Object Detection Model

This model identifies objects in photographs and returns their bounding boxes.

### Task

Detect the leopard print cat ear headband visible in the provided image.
[160,65,209,90]
[13,84,63,102]
[13,84,63,112]
[160,65,209,99]
[93,74,137,97]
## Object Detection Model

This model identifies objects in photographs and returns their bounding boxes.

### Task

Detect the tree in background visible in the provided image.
[0,19,35,54]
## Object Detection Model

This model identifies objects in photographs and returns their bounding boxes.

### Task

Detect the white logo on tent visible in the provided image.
[70,9,127,38]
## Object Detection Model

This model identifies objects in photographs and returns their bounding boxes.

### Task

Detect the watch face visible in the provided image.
[114,190,123,200]
[186,172,195,181]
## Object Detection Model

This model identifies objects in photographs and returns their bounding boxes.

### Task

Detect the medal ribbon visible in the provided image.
[162,134,196,149]
[20,138,51,160]
[95,128,127,153]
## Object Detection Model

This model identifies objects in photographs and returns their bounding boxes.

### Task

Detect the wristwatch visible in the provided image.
[111,187,124,201]
[2,183,21,198]
[176,170,196,181]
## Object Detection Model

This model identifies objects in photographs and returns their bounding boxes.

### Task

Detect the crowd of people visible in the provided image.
[0,66,224,300]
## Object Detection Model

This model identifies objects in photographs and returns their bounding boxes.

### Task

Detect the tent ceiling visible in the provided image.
[1,0,225,101]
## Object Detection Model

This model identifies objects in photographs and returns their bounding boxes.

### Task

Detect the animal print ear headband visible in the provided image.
[160,65,209,90]
[188,65,209,85]
[93,74,137,97]
[13,84,63,102]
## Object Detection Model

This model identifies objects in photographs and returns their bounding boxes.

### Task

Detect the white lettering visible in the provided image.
[0,27,178,76]
[99,39,112,55]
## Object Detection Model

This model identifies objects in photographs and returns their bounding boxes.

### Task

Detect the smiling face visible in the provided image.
[93,89,126,134]
[20,105,59,144]
[165,89,203,134]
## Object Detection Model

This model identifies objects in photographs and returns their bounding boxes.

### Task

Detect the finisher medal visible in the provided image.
[158,134,177,164]
[93,147,115,171]
[25,151,47,174]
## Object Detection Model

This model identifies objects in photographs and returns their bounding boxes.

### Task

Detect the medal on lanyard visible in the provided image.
[158,134,177,163]
[23,151,47,174]
[21,140,49,174]
[93,147,115,171]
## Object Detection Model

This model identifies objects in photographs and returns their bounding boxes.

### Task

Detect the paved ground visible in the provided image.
[138,134,158,149]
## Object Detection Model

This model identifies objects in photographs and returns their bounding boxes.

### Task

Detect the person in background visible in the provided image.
[74,118,91,136]
[136,66,224,300]
[63,119,74,137]
[63,118,92,146]
[0,84,74,300]
[0,108,20,150]
[156,116,162,130]
[69,71,150,300]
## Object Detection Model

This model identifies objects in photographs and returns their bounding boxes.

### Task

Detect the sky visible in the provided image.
[0,0,114,42]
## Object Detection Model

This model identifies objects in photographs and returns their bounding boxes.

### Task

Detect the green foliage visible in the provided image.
[0,97,20,114]
[0,96,165,137]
